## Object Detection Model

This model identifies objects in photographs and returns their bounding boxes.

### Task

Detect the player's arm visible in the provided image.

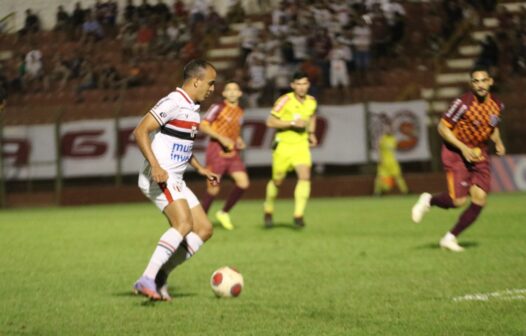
[199,120,235,150]
[133,113,168,183]
[438,119,481,162]
[266,114,307,130]
[308,114,317,147]
[490,127,506,156]
[189,155,220,185]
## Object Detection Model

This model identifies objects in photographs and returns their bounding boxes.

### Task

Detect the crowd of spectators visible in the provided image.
[0,0,240,103]
[236,0,409,106]
[1,0,525,108]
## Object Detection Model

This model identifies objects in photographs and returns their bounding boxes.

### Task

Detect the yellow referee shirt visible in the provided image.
[271,92,317,144]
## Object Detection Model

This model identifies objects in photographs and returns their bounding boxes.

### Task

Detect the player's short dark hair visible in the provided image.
[291,71,309,82]
[470,65,490,77]
[183,59,215,81]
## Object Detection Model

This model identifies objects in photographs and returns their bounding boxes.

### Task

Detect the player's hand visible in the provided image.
[462,147,483,163]
[199,168,221,186]
[308,133,318,147]
[290,119,307,129]
[495,142,506,156]
[151,165,169,183]
[236,138,246,150]
[220,136,235,152]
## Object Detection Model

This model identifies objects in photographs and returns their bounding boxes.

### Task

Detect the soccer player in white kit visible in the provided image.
[133,59,219,301]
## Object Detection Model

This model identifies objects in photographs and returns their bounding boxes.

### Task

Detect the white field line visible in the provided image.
[453,288,526,302]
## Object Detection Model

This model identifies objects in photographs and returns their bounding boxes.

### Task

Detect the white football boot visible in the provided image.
[411,192,432,223]
[439,233,464,252]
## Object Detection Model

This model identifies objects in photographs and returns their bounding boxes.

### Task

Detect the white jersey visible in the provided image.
[144,88,200,178]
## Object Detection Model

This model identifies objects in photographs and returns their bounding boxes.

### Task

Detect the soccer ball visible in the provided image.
[210,266,244,298]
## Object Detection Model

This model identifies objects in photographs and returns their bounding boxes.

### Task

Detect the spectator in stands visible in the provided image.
[246,46,267,107]
[239,20,260,64]
[124,0,137,23]
[121,60,146,88]
[189,0,210,30]
[24,46,44,91]
[206,6,228,35]
[71,2,86,40]
[299,57,322,98]
[46,54,71,92]
[18,9,41,42]
[137,0,153,22]
[226,0,246,24]
[172,0,187,19]
[328,39,351,100]
[152,0,171,23]
[54,5,70,33]
[118,23,138,60]
[134,21,155,60]
[75,60,98,103]
[352,17,372,85]
[99,63,121,101]
[81,11,104,46]
[288,26,309,65]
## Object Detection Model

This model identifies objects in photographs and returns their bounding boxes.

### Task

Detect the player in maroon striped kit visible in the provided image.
[411,66,506,252]
[199,81,249,230]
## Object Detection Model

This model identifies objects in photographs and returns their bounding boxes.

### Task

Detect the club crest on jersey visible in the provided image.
[160,112,167,118]
[489,114,500,127]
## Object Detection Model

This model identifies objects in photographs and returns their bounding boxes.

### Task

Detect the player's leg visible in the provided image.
[441,162,490,251]
[156,186,212,300]
[291,144,312,227]
[263,144,289,227]
[134,177,194,300]
[216,169,250,230]
[412,148,468,223]
[293,164,311,227]
[202,144,227,213]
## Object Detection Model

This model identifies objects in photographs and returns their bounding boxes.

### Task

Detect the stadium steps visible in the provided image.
[206,20,266,71]
[422,0,526,114]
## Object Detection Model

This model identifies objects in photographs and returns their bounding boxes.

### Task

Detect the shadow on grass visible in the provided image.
[415,241,480,250]
[261,222,305,231]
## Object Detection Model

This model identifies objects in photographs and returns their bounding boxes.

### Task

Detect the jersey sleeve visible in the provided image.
[441,98,467,128]
[150,97,179,126]
[270,95,290,118]
[203,103,222,123]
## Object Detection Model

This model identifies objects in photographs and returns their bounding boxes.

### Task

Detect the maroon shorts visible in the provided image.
[205,141,246,176]
[441,144,491,198]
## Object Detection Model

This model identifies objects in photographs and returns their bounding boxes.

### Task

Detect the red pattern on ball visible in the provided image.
[230,283,242,297]
[212,272,223,286]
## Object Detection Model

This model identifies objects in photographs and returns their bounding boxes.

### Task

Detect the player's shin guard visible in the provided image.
[143,228,183,279]
[450,203,483,236]
[294,180,311,218]
[264,180,279,213]
[159,232,204,277]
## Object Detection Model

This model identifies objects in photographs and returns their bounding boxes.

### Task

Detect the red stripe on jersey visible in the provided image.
[158,182,174,203]
[204,103,223,122]
[176,88,192,104]
[167,119,200,129]
[273,95,290,113]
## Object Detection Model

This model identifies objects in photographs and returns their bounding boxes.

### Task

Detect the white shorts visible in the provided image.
[138,172,199,212]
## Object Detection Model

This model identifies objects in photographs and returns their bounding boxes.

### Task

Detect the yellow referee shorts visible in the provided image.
[272,142,311,180]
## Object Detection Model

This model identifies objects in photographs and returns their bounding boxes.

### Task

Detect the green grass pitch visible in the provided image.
[1,193,525,335]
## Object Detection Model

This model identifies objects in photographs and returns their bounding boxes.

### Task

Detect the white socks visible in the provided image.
[161,232,204,275]
[143,228,184,279]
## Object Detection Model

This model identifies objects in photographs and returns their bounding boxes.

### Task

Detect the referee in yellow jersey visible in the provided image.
[263,72,318,228]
